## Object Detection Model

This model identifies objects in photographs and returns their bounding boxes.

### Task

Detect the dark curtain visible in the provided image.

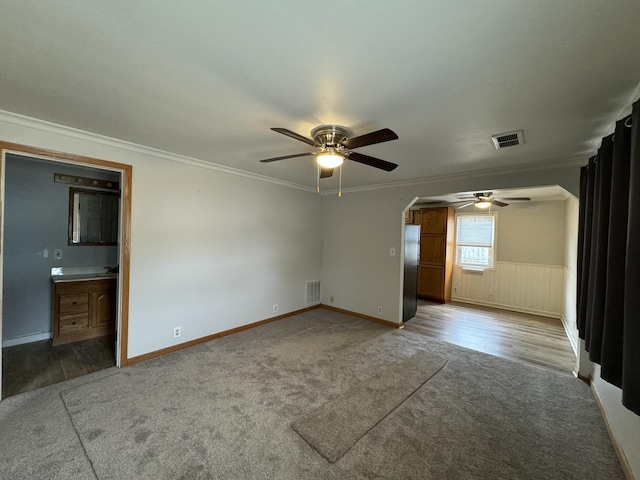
[578,99,640,415]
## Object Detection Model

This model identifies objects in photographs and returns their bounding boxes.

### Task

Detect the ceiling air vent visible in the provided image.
[492,130,524,150]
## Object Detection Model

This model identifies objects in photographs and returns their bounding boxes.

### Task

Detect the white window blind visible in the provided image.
[455,213,496,269]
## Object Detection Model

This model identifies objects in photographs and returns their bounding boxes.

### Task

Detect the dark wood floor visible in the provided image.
[404,301,576,374]
[2,335,115,398]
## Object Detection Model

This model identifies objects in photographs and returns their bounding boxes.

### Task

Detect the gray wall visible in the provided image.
[3,154,119,342]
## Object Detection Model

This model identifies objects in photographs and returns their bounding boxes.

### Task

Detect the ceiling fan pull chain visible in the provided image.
[338,164,342,197]
[317,163,320,193]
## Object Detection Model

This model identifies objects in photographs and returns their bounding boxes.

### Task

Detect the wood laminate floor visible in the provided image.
[2,335,115,398]
[404,301,576,374]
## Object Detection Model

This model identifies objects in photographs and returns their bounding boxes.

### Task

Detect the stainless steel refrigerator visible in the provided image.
[403,224,420,322]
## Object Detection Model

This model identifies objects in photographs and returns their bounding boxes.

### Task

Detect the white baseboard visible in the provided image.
[560,314,579,356]
[451,296,561,319]
[2,332,51,348]
[591,382,635,480]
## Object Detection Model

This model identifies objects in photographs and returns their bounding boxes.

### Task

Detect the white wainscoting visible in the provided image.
[451,261,565,318]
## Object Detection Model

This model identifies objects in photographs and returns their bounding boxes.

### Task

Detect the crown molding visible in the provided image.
[0,110,317,194]
[0,109,588,198]
[320,155,586,196]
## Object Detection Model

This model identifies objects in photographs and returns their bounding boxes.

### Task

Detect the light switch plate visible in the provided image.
[390,247,396,256]
[54,249,62,260]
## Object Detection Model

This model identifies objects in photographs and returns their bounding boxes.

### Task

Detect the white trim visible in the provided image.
[590,382,635,480]
[0,110,316,194]
[0,109,585,196]
[3,332,52,348]
[560,314,579,356]
[321,156,586,195]
[491,260,566,269]
[451,296,561,319]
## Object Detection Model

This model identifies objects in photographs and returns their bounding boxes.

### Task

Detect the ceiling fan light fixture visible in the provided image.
[476,200,492,209]
[316,148,344,168]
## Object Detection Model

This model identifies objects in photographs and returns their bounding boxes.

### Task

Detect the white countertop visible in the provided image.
[51,273,118,283]
[51,266,118,283]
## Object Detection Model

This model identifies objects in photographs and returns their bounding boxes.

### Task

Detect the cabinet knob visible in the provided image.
[72,301,77,305]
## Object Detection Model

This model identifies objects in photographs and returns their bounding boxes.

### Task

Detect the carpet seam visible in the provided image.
[57,371,122,480]
[296,357,449,464]
[59,391,100,480]
[333,359,449,463]
[58,370,122,397]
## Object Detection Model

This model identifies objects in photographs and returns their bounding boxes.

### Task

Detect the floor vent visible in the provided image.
[492,130,524,149]
[305,280,321,305]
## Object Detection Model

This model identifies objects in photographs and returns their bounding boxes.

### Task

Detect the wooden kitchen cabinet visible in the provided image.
[417,207,454,303]
[404,209,421,225]
[52,278,116,346]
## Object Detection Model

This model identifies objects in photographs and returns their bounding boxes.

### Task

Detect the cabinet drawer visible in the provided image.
[59,293,89,314]
[59,313,90,334]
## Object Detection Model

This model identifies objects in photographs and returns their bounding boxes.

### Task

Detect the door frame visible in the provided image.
[0,141,132,397]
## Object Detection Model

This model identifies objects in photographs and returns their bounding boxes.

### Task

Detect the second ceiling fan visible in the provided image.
[259,125,399,180]
[455,192,531,209]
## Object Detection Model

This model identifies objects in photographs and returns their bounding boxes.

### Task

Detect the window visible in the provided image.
[455,213,496,269]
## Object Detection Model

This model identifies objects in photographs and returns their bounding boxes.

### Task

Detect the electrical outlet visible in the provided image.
[377,306,383,314]
[273,304,278,313]
[454,287,458,293]
[173,326,181,338]
[389,247,396,256]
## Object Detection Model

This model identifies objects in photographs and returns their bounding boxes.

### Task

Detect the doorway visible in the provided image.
[400,186,579,369]
[0,142,132,399]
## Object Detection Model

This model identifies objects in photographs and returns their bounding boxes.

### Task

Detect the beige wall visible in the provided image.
[562,195,579,353]
[486,200,566,265]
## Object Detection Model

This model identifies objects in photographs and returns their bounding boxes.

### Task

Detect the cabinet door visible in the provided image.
[92,287,116,328]
[420,235,446,265]
[418,265,445,300]
[420,208,447,234]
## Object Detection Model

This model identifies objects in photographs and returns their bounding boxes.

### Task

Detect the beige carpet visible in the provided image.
[0,308,624,479]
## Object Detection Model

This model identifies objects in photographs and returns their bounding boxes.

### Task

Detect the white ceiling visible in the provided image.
[1,2,639,190]
[413,185,571,208]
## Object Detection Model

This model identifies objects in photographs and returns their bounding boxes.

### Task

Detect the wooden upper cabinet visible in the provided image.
[404,209,421,225]
[420,208,448,234]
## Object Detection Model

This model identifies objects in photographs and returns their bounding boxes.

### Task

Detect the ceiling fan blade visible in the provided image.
[342,128,398,149]
[347,151,398,171]
[271,128,317,146]
[492,199,509,207]
[259,152,314,163]
[495,197,531,201]
[456,202,475,209]
[320,167,334,178]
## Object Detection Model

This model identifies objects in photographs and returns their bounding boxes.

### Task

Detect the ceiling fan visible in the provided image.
[259,125,399,194]
[455,192,531,209]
